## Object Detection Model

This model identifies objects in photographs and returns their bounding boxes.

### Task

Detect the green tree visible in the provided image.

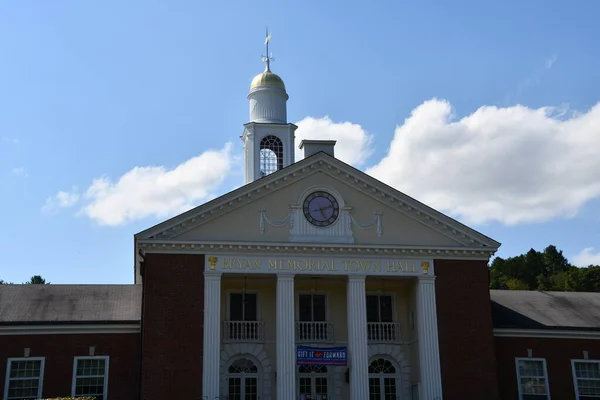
[489,244,600,292]
[23,275,49,285]
[506,278,529,290]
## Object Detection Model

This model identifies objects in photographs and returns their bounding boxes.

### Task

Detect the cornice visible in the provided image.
[137,240,496,260]
[494,328,600,340]
[0,323,140,336]
[136,154,500,251]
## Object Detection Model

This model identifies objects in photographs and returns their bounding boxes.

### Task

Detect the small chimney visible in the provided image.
[299,140,336,159]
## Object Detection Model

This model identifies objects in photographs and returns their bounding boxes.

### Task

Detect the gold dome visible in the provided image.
[250,71,286,90]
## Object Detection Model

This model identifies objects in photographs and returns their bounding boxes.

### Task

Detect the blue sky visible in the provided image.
[1,0,600,284]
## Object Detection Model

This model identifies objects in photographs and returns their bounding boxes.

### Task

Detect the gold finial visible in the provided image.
[261,27,274,72]
[421,261,430,275]
[208,256,218,271]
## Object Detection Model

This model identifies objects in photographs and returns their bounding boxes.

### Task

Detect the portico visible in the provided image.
[200,254,443,400]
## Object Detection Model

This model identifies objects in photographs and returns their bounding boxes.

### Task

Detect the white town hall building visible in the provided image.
[133,36,501,400]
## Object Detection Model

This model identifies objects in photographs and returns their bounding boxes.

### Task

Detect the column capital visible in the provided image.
[418,275,436,284]
[204,271,222,280]
[277,273,295,282]
[347,275,366,282]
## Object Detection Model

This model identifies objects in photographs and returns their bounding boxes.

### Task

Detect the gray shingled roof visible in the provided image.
[491,289,600,330]
[0,284,141,324]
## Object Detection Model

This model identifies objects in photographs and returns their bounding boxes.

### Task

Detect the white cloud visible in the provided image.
[42,188,80,214]
[573,248,600,267]
[294,116,373,166]
[46,143,234,226]
[544,54,558,69]
[1,137,18,144]
[367,99,600,225]
[11,167,28,177]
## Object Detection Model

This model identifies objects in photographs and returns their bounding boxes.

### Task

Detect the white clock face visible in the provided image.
[302,191,340,227]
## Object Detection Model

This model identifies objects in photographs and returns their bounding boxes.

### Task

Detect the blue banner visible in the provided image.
[296,345,347,366]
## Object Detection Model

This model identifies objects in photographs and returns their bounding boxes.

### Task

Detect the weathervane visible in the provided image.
[261,27,274,72]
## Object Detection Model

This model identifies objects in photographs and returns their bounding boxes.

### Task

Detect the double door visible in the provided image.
[298,365,329,399]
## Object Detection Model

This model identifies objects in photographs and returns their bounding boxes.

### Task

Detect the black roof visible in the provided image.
[2,285,599,330]
[0,284,141,324]
[491,289,600,330]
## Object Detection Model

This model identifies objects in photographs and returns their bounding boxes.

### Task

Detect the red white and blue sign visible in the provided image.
[296,345,348,366]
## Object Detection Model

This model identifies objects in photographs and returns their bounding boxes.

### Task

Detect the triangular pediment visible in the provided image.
[135,153,500,255]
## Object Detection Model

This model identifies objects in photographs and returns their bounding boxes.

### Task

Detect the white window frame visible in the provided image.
[515,357,551,399]
[71,356,109,399]
[3,357,45,400]
[296,291,329,322]
[226,290,261,321]
[365,292,396,323]
[297,365,330,399]
[226,357,261,399]
[571,359,600,399]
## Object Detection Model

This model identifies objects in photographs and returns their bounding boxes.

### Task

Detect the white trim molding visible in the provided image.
[71,356,109,399]
[4,357,45,400]
[495,328,600,340]
[138,240,496,260]
[0,324,140,336]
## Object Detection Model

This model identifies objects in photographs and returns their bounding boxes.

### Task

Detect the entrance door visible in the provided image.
[227,358,259,400]
[368,358,399,400]
[298,365,329,399]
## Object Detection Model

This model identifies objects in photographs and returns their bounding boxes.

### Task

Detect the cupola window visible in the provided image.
[259,135,284,176]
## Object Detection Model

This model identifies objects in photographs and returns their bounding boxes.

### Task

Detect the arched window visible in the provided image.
[298,365,329,398]
[259,135,284,176]
[227,358,259,400]
[368,358,398,400]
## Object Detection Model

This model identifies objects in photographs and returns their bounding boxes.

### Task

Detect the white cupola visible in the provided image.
[241,31,297,184]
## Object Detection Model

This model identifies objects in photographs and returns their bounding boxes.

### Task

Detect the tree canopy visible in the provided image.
[0,275,50,285]
[489,245,600,292]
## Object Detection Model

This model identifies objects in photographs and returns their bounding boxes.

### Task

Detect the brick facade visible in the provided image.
[139,253,205,400]
[495,336,600,399]
[0,333,139,400]
[434,259,500,399]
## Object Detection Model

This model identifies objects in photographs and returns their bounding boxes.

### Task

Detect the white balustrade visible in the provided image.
[367,322,402,343]
[223,320,265,342]
[295,321,334,341]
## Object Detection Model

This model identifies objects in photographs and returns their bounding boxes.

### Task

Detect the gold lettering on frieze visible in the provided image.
[221,258,261,270]
[218,257,422,274]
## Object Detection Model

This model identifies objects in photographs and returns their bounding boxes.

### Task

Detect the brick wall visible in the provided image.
[139,253,205,400]
[495,336,600,399]
[0,332,138,400]
[434,259,500,399]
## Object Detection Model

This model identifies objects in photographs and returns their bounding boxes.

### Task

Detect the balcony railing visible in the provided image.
[367,322,401,343]
[223,320,265,342]
[296,321,334,342]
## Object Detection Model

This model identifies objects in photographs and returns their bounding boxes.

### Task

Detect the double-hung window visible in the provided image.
[228,293,258,340]
[4,358,45,400]
[515,358,550,399]
[71,356,109,400]
[572,360,600,399]
[298,294,328,340]
[366,294,396,341]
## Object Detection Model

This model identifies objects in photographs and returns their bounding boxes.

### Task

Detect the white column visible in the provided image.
[276,274,296,400]
[417,276,443,399]
[347,276,369,400]
[202,272,222,399]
